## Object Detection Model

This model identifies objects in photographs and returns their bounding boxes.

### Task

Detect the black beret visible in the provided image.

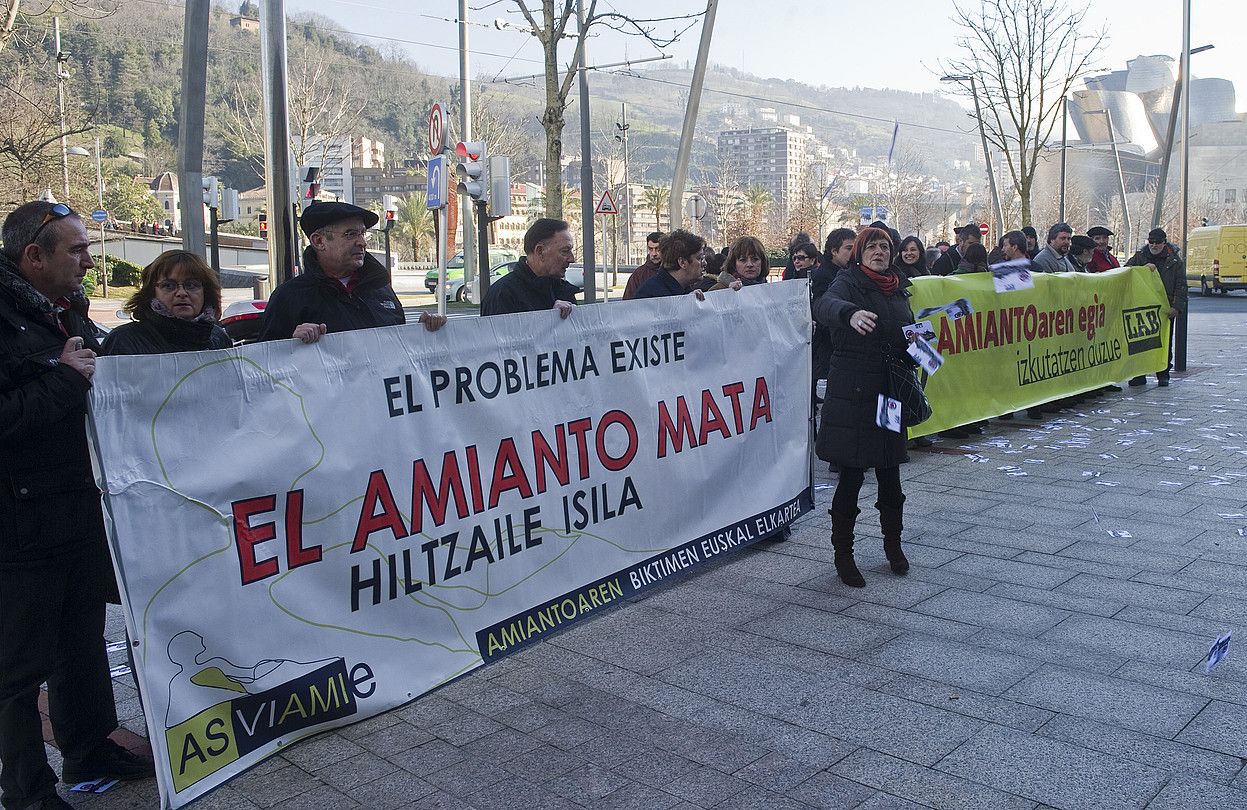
[1087,226,1113,237]
[299,201,378,237]
[1070,235,1096,253]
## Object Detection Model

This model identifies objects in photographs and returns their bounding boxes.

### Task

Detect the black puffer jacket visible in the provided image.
[813,266,915,469]
[257,248,404,340]
[101,312,232,355]
[0,255,110,571]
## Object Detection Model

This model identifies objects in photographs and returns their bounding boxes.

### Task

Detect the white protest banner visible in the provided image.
[86,282,813,809]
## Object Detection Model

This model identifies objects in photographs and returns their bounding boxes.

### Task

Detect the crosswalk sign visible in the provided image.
[595,189,619,215]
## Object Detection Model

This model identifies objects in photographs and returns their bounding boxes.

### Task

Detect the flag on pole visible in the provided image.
[887,120,900,164]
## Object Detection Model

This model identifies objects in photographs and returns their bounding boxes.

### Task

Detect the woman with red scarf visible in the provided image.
[813,227,916,587]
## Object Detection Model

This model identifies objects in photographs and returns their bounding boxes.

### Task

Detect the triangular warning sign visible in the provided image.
[594,189,619,215]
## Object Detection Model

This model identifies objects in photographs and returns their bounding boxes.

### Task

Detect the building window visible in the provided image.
[1226,188,1237,204]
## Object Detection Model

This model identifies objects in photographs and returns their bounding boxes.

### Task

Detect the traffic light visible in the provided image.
[258,210,268,239]
[220,188,240,223]
[455,141,489,203]
[202,175,219,209]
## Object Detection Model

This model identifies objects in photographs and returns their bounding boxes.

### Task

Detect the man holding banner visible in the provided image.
[258,202,446,344]
[1125,228,1186,388]
[0,201,154,810]
[481,218,579,318]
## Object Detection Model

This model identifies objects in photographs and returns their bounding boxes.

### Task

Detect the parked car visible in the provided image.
[424,249,521,301]
[466,262,585,304]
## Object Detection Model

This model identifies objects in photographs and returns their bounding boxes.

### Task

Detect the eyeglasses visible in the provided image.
[793,254,813,261]
[335,228,370,240]
[29,203,73,246]
[1148,240,1165,245]
[156,279,204,293]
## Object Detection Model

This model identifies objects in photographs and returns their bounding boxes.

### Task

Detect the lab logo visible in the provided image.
[161,631,374,793]
[1121,305,1162,355]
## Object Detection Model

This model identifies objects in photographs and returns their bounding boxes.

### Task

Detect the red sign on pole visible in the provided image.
[428,104,445,154]
[979,223,990,237]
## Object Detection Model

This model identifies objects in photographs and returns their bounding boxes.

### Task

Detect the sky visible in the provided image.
[288,0,1246,113]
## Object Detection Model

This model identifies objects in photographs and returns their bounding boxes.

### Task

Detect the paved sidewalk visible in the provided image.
[56,297,1247,808]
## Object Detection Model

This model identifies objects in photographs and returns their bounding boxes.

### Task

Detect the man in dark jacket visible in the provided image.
[481,218,580,317]
[0,201,155,810]
[635,229,708,300]
[621,231,663,300]
[259,202,445,343]
[930,223,981,276]
[1125,228,1187,387]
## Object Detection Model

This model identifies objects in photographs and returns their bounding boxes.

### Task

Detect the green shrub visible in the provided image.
[81,272,97,297]
[94,255,144,287]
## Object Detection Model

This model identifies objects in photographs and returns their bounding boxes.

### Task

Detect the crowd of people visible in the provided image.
[0,196,1187,807]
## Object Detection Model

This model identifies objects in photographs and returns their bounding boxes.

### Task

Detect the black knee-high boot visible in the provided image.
[831,505,865,587]
[877,497,909,575]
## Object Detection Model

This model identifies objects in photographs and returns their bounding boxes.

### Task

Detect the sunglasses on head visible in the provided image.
[29,203,74,247]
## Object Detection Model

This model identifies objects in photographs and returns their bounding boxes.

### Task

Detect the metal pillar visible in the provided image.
[178,0,208,257]
[670,0,717,231]
[577,0,596,302]
[618,103,631,266]
[1103,109,1131,248]
[458,0,477,298]
[1059,97,1068,223]
[1176,0,1191,372]
[260,0,297,284]
[54,18,71,201]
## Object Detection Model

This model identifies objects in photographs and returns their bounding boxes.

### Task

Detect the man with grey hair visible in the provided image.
[0,201,155,810]
[1032,223,1075,273]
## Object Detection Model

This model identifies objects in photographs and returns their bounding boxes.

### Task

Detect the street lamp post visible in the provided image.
[941,74,1004,233]
[68,139,108,297]
[1176,0,1193,373]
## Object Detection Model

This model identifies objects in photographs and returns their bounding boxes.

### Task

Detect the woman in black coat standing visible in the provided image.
[102,250,232,355]
[814,227,915,587]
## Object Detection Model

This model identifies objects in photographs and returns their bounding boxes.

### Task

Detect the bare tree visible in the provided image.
[0,54,91,206]
[1,0,116,53]
[939,0,1105,225]
[502,0,703,218]
[217,41,370,180]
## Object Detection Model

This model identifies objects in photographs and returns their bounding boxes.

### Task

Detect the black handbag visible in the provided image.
[882,349,932,427]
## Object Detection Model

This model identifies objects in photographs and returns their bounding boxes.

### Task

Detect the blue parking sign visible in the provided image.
[426,155,447,209]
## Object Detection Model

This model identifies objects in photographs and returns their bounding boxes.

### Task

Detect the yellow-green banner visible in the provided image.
[908,266,1170,436]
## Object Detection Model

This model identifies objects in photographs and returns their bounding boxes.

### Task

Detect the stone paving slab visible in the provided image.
[21,300,1247,809]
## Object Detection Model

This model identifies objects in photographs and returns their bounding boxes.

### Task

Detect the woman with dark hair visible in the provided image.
[814,227,916,587]
[724,236,769,285]
[635,230,709,300]
[101,250,232,354]
[894,236,929,278]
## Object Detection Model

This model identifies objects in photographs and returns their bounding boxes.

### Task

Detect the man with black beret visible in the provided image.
[1068,235,1097,272]
[258,202,445,343]
[1086,226,1120,273]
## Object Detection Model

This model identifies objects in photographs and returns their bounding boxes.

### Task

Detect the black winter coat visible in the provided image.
[480,257,580,316]
[808,263,839,379]
[813,266,915,469]
[634,268,689,299]
[101,313,232,355]
[258,248,404,340]
[0,257,110,572]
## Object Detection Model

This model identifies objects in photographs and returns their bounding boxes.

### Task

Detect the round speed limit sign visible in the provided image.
[428,104,445,154]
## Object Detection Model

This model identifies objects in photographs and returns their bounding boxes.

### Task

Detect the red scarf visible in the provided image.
[860,265,899,296]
